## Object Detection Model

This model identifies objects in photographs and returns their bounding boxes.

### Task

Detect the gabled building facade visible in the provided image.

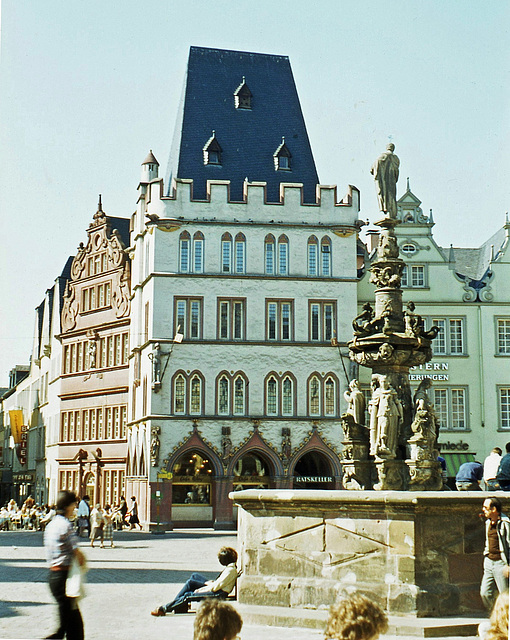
[358,183,510,478]
[54,200,131,506]
[128,47,361,529]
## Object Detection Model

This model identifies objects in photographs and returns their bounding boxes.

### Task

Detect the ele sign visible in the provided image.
[409,362,449,381]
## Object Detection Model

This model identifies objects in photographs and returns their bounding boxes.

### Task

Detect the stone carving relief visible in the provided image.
[150,425,161,467]
[111,263,131,318]
[107,229,125,268]
[343,379,365,426]
[61,282,79,332]
[70,243,87,281]
[368,376,403,460]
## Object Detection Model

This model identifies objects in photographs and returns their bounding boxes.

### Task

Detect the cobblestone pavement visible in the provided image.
[0,529,324,640]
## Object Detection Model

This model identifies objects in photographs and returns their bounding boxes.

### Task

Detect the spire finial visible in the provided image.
[407,177,410,191]
[98,194,103,211]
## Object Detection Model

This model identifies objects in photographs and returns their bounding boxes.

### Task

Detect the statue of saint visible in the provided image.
[344,379,366,426]
[371,144,400,218]
[369,377,403,458]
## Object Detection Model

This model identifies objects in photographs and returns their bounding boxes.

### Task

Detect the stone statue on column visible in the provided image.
[368,376,403,459]
[370,143,400,219]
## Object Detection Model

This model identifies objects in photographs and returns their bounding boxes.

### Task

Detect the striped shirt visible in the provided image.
[44,515,79,568]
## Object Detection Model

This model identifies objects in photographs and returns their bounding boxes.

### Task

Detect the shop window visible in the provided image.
[233,453,270,491]
[171,452,213,505]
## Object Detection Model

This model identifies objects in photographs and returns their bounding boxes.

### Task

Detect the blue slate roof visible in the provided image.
[165,46,320,203]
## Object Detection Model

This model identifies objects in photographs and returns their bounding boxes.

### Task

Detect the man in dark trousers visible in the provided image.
[481,497,510,609]
[496,443,510,491]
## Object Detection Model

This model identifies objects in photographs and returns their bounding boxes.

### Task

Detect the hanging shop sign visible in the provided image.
[17,426,29,465]
[409,362,449,381]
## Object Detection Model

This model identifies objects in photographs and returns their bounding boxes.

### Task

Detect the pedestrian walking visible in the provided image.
[103,505,115,548]
[496,443,510,491]
[484,448,502,491]
[118,495,128,530]
[44,489,86,640]
[90,504,105,548]
[480,497,510,610]
[455,460,483,491]
[76,495,90,538]
[127,496,142,530]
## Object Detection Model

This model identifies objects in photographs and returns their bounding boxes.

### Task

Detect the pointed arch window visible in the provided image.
[221,233,232,273]
[309,376,321,416]
[174,374,186,414]
[282,376,294,416]
[190,375,203,415]
[233,375,246,415]
[308,236,318,276]
[324,377,336,416]
[278,235,289,275]
[193,232,204,273]
[273,138,291,171]
[179,231,191,273]
[321,236,332,276]
[267,376,278,416]
[234,77,252,110]
[265,234,276,275]
[218,375,230,415]
[203,131,222,165]
[235,233,246,274]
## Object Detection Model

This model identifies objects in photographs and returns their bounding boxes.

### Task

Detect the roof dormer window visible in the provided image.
[234,76,252,109]
[203,131,222,165]
[273,137,292,171]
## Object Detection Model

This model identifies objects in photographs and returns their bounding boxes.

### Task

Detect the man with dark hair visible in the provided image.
[151,546,238,616]
[481,497,510,609]
[44,490,86,639]
[496,444,510,491]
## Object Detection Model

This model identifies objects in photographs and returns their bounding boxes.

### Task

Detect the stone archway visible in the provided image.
[292,450,335,489]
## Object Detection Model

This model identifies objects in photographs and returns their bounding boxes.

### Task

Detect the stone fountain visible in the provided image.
[343,143,442,491]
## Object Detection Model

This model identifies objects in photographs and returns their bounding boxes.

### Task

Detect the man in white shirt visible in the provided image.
[484,448,502,491]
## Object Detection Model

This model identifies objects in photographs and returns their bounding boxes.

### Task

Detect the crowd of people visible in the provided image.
[0,496,56,531]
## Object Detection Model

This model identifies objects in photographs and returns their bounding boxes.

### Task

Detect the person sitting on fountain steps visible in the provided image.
[151,546,238,615]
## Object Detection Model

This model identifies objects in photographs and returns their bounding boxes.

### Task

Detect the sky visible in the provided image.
[0,0,508,387]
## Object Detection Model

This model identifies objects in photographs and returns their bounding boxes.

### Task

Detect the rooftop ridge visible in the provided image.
[189,45,289,61]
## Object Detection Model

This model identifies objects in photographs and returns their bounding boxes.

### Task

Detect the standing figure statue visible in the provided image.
[369,377,403,458]
[371,143,400,218]
[344,379,366,426]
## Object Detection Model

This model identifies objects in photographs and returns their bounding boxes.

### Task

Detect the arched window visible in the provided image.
[235,233,246,274]
[174,374,186,414]
[233,375,246,415]
[324,376,336,416]
[321,236,331,276]
[267,376,278,415]
[193,232,204,273]
[203,131,222,165]
[309,375,321,415]
[179,231,191,273]
[308,236,318,276]
[282,376,294,416]
[221,233,232,274]
[218,375,230,415]
[190,374,202,415]
[273,138,292,171]
[172,452,214,505]
[265,234,275,275]
[278,235,288,275]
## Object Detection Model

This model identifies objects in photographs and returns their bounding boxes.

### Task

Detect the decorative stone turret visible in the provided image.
[141,149,159,183]
[344,146,442,490]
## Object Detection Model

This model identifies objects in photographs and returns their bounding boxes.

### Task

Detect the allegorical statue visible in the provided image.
[371,143,400,218]
[369,376,403,458]
[344,379,366,426]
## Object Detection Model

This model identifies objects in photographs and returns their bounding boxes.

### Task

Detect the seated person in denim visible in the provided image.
[151,546,238,616]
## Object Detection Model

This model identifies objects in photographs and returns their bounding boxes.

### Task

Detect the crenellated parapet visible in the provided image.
[136,177,361,236]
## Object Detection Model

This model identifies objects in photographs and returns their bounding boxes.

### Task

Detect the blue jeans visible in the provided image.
[163,573,227,612]
[480,557,509,610]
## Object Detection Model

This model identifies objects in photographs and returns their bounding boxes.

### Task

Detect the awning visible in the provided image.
[442,453,475,477]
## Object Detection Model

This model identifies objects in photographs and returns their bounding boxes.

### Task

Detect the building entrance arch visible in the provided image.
[293,451,334,489]
[84,472,96,504]
[232,452,272,492]
[170,450,215,525]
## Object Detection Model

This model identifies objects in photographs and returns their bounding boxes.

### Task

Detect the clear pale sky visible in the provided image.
[0,0,508,387]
